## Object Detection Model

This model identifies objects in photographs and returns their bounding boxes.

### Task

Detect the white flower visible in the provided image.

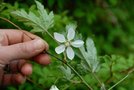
[54,26,84,60]
[50,85,59,90]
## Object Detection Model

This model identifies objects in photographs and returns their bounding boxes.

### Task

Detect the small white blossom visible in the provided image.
[50,85,59,90]
[54,25,84,60]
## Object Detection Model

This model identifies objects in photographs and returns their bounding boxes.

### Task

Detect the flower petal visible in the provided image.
[66,47,75,60]
[54,32,66,43]
[50,85,59,90]
[71,40,84,48]
[55,45,65,54]
[67,27,75,41]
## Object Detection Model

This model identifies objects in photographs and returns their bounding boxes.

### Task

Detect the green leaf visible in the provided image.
[11,0,54,32]
[79,38,100,73]
[30,27,43,33]
[35,0,54,29]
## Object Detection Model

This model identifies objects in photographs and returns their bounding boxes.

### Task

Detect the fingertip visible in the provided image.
[21,63,32,76]
[2,74,26,86]
[34,54,51,65]
[33,39,49,53]
[14,74,26,84]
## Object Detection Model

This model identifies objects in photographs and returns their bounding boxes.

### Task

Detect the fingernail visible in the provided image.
[34,39,45,51]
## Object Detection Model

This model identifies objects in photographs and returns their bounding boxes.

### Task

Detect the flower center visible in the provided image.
[65,41,70,47]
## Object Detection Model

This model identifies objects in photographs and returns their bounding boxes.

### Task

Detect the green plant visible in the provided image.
[1,0,134,90]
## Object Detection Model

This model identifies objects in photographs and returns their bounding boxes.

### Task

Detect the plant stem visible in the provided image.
[92,73,106,90]
[54,77,59,85]
[46,51,93,90]
[0,16,59,45]
[45,30,58,44]
[0,16,22,29]
[67,63,93,90]
[92,72,102,86]
[108,69,134,90]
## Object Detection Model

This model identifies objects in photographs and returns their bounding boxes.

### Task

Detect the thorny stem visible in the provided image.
[46,51,93,90]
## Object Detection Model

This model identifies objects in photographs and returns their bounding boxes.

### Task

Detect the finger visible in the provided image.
[9,60,32,76]
[2,73,26,86]
[0,29,39,45]
[0,39,49,64]
[9,60,26,73]
[34,53,51,65]
[0,68,4,85]
[21,63,32,76]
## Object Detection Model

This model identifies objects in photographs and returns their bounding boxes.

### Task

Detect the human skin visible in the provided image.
[0,29,50,86]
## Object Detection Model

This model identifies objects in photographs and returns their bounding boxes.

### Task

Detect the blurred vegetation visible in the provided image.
[0,0,134,90]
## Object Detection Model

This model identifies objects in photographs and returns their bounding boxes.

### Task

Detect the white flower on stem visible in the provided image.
[54,26,84,60]
[50,85,59,90]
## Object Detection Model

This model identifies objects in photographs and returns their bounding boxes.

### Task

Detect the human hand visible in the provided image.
[0,29,50,86]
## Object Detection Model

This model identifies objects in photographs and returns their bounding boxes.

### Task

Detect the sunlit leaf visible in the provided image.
[11,0,54,32]
[79,38,100,73]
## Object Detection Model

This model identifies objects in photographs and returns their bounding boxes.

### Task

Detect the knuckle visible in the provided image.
[19,43,31,54]
[0,48,8,65]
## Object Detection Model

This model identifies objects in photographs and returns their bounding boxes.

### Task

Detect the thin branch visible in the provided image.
[67,63,93,90]
[108,74,129,90]
[46,51,93,90]
[92,72,102,86]
[0,16,22,30]
[108,68,134,90]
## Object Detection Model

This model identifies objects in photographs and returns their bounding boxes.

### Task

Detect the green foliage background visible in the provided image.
[0,0,134,90]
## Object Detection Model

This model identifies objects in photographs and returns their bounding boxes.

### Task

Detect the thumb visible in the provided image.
[0,39,48,64]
